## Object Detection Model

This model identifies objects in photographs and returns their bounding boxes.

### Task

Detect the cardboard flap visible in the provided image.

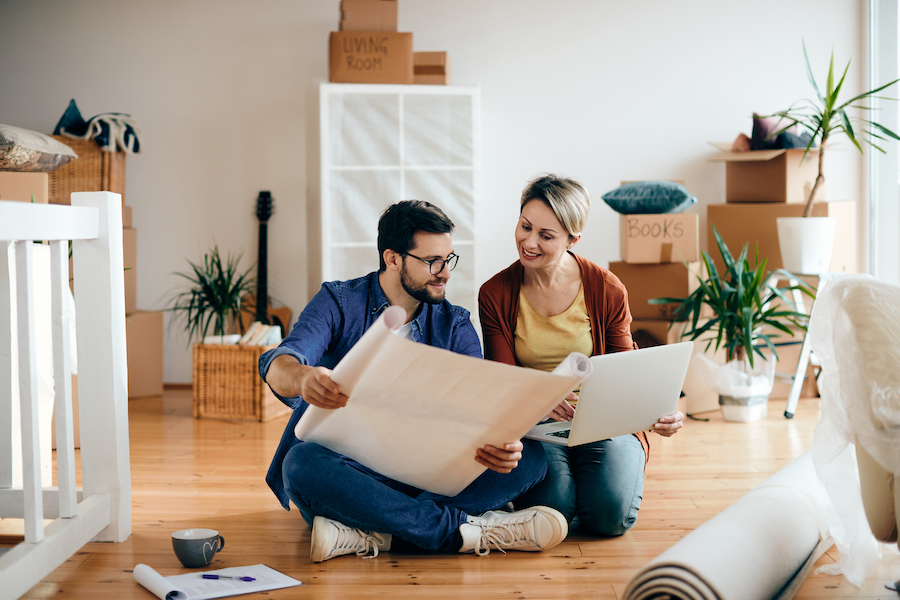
[708,149,788,162]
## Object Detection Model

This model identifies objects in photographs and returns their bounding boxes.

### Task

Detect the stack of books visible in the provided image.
[238,322,283,346]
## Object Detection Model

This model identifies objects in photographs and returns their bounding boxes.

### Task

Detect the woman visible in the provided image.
[478,174,684,536]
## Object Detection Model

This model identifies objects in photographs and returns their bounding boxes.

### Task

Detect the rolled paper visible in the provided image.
[624,452,833,600]
[295,305,406,440]
[551,352,592,379]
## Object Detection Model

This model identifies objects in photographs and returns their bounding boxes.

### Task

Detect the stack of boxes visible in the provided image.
[0,148,164,402]
[705,145,848,398]
[604,190,720,414]
[329,0,451,85]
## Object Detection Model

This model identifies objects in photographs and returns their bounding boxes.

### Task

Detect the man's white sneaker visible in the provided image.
[310,516,392,563]
[458,505,568,556]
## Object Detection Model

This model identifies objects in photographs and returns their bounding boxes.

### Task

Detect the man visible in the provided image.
[261,200,567,562]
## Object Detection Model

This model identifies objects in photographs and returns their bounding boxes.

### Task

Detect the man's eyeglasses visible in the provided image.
[403,252,459,275]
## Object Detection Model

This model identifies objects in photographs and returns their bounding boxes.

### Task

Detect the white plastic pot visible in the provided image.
[717,357,775,423]
[776,216,836,275]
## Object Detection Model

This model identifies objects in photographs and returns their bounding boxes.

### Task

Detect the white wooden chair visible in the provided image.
[0,192,131,599]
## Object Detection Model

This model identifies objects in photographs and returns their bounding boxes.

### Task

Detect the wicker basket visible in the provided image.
[48,135,126,205]
[192,344,293,422]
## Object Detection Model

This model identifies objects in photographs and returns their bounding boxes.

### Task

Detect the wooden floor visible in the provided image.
[4,389,899,599]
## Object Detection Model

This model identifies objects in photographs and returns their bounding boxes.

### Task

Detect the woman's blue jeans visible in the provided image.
[282,439,548,553]
[513,434,645,536]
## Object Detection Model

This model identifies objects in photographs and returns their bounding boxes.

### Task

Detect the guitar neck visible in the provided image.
[255,221,269,324]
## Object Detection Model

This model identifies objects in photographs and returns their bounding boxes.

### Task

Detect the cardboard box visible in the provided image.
[126,310,164,398]
[608,261,702,321]
[123,204,132,228]
[707,201,856,275]
[630,319,724,415]
[329,31,414,84]
[67,225,138,313]
[0,171,49,203]
[339,0,397,31]
[708,147,822,203]
[619,213,699,263]
[414,51,451,85]
[124,227,137,314]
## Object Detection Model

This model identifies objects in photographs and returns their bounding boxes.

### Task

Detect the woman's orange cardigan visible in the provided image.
[477,252,650,463]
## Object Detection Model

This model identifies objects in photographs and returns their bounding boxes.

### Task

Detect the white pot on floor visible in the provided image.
[776,216,836,275]
[717,357,775,423]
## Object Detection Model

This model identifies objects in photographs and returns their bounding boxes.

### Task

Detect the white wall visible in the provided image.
[0,0,866,383]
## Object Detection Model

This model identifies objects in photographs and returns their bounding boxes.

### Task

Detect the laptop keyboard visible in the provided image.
[548,429,570,439]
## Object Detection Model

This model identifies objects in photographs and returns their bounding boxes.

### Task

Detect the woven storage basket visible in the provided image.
[48,135,126,205]
[192,344,292,422]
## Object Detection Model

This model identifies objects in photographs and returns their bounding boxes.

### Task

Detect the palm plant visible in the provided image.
[650,225,814,368]
[167,245,256,343]
[771,41,900,217]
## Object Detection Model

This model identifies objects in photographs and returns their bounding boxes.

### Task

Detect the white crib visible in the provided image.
[0,192,131,599]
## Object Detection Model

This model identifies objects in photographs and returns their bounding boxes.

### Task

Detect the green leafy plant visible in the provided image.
[166,245,256,343]
[650,225,814,368]
[771,41,900,217]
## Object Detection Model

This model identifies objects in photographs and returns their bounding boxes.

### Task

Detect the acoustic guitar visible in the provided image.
[241,191,292,335]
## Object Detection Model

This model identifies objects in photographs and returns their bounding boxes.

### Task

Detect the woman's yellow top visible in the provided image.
[514,284,593,400]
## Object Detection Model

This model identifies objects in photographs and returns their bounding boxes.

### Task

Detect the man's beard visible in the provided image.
[400,262,446,304]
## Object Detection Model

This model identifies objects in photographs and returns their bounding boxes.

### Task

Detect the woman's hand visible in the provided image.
[650,410,684,437]
[544,392,577,422]
[475,440,523,473]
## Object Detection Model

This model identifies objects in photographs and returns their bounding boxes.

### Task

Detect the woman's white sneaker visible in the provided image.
[458,505,568,555]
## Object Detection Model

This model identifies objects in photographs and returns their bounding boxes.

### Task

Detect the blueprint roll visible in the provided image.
[624,452,833,600]
[551,352,592,379]
[294,305,406,440]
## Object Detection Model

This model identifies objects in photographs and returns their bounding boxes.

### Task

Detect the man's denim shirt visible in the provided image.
[260,271,483,510]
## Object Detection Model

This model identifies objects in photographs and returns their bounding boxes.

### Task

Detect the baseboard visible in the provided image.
[163,383,192,390]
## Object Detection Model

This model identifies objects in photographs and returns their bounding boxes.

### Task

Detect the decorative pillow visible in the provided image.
[601,181,696,215]
[0,124,78,172]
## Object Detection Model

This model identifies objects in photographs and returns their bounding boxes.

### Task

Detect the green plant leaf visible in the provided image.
[803,40,825,103]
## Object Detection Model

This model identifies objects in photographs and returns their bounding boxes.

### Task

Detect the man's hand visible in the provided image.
[544,392,577,422]
[475,440,523,474]
[267,355,349,409]
[650,410,684,437]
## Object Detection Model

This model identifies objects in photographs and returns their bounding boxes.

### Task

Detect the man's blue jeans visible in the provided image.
[512,435,645,536]
[282,439,548,553]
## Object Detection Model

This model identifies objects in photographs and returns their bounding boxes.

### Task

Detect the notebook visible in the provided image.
[524,342,693,446]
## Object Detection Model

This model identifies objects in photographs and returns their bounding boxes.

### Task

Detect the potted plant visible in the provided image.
[770,42,900,273]
[651,225,814,422]
[166,244,255,344]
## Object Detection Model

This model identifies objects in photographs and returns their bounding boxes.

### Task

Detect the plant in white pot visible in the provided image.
[651,226,814,422]
[770,42,900,274]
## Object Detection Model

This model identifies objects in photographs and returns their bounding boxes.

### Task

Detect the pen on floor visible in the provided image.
[201,574,256,581]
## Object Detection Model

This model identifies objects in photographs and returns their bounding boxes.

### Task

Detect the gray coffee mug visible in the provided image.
[172,528,225,568]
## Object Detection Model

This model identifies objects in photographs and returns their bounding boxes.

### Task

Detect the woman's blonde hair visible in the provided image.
[520,174,590,238]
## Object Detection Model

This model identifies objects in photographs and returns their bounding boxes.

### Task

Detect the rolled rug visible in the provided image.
[624,452,834,600]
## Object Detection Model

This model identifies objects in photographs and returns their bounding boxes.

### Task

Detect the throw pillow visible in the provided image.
[601,181,696,215]
[0,124,78,172]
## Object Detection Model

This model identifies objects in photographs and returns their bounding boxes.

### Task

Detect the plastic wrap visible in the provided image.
[808,274,900,585]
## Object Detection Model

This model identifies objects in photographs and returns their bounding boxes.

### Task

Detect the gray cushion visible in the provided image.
[601,180,696,215]
[0,124,78,172]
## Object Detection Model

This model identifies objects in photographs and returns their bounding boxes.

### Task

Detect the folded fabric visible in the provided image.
[750,113,816,151]
[53,99,142,154]
[0,124,78,172]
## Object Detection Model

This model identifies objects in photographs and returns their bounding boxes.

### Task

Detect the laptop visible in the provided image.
[525,342,693,446]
